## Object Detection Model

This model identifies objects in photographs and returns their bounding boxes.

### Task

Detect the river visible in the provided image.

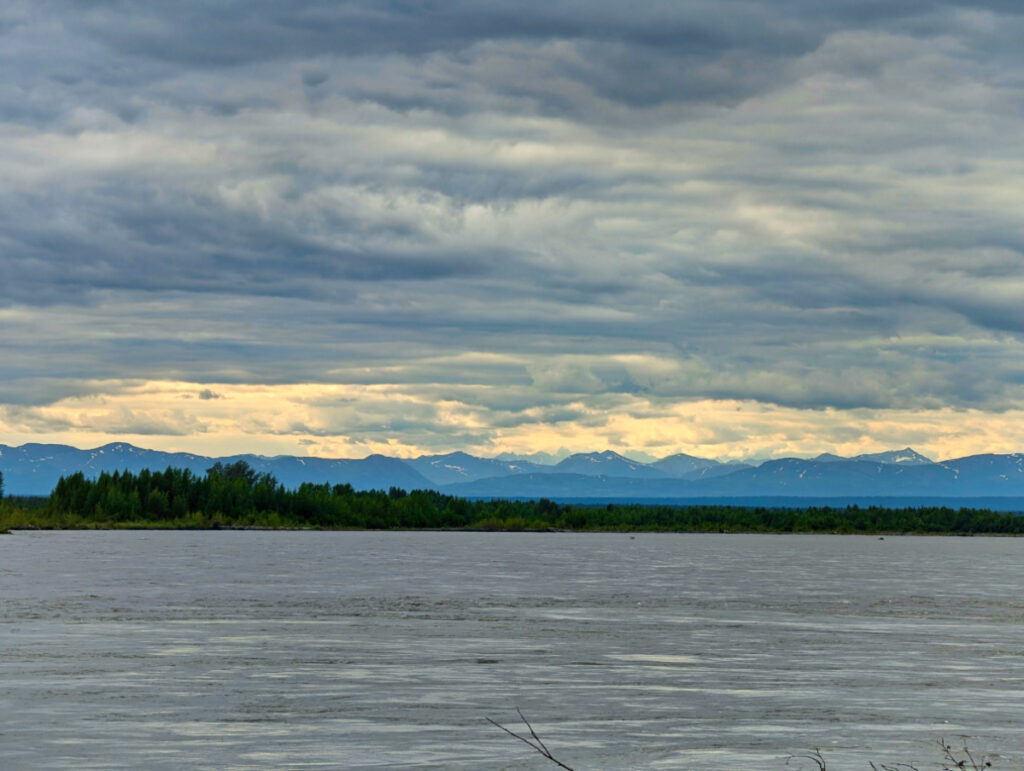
[1,531,1022,769]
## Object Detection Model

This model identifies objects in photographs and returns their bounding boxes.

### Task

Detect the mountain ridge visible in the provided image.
[3,442,1023,503]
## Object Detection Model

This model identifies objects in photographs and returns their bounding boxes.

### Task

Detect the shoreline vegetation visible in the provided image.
[2,462,1024,535]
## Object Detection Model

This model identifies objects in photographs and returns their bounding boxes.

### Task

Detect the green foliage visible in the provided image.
[206,460,259,485]
[1,466,1018,533]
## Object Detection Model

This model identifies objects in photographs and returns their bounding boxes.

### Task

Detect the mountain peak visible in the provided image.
[812,448,934,465]
[814,452,846,463]
[97,442,138,453]
[415,450,474,461]
[853,448,934,465]
[569,450,631,462]
[554,450,666,479]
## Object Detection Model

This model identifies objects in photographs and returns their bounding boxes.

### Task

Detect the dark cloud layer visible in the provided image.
[3,0,1024,452]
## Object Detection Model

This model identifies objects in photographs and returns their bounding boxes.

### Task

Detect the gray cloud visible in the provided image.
[2,0,1024,450]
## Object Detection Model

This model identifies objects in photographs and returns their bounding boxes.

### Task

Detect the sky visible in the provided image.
[3,1,1024,462]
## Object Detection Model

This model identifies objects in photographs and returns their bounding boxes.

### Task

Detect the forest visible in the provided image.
[1,462,1024,535]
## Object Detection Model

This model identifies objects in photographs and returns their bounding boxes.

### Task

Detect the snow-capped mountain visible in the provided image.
[650,452,719,476]
[406,451,544,486]
[815,447,934,465]
[652,453,754,479]
[0,443,431,496]
[4,442,1024,504]
[853,448,934,465]
[553,450,669,479]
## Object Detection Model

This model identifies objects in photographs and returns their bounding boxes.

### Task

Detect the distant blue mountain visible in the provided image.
[494,450,566,465]
[4,442,1024,503]
[0,443,213,495]
[940,453,1024,485]
[0,443,432,496]
[814,447,935,466]
[439,451,1024,501]
[406,451,544,485]
[685,462,755,480]
[234,453,432,492]
[854,447,934,465]
[680,454,1024,498]
[648,452,718,476]
[651,453,753,479]
[553,450,669,479]
[683,458,955,497]
[813,452,848,463]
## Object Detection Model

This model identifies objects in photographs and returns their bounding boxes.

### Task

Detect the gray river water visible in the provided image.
[1,531,1023,770]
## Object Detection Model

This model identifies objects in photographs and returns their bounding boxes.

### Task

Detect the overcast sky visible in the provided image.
[3,0,1024,461]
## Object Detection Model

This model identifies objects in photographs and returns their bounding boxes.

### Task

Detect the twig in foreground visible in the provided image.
[939,737,992,770]
[486,707,575,770]
[786,748,828,770]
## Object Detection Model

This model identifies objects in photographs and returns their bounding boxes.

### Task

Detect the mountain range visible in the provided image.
[3,442,1024,508]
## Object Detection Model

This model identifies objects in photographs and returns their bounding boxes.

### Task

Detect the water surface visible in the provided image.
[2,531,1023,769]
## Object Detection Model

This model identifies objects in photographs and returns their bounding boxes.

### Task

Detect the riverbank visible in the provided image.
[3,502,1022,536]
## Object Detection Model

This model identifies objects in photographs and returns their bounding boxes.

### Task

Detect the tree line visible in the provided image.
[0,461,1019,533]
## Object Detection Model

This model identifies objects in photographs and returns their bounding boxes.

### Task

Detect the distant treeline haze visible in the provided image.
[0,461,1021,534]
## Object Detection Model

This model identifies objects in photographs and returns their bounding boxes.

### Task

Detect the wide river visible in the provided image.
[1,531,1023,770]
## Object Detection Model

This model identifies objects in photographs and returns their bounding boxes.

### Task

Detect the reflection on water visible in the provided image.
[2,531,1023,769]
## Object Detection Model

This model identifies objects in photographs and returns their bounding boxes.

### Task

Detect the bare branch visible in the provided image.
[518,706,554,757]
[786,748,828,770]
[939,737,992,771]
[487,711,575,771]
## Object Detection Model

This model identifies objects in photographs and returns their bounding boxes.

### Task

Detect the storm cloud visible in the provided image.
[3,1,1024,458]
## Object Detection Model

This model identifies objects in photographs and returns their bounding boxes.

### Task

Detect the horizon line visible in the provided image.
[2,439,1015,467]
